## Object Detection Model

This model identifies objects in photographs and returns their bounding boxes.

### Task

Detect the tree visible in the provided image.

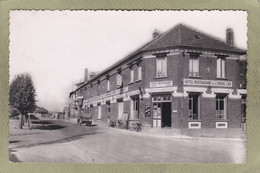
[9,74,37,129]
[35,107,48,114]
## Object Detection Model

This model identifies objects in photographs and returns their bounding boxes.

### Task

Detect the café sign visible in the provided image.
[183,79,232,87]
[150,81,173,88]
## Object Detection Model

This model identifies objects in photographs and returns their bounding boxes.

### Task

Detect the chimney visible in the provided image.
[84,68,88,82]
[153,29,159,39]
[226,28,234,46]
[90,72,96,79]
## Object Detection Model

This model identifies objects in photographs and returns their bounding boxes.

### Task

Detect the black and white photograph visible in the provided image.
[9,10,247,163]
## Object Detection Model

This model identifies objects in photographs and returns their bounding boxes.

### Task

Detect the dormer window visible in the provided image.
[193,35,201,39]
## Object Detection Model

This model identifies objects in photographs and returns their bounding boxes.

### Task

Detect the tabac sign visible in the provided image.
[183,79,232,87]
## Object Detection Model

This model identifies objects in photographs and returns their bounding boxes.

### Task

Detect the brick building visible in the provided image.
[71,24,247,129]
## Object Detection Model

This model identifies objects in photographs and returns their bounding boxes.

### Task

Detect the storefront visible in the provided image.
[152,95,172,128]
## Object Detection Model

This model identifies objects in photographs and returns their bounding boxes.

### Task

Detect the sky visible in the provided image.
[9,10,247,112]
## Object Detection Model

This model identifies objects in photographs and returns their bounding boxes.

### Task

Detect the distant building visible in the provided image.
[63,107,70,119]
[71,24,247,129]
[52,112,64,119]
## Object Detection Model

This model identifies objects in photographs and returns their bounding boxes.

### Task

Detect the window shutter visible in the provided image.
[222,59,225,78]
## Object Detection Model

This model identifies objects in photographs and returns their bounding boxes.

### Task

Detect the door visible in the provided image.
[162,102,172,127]
[118,101,124,120]
[106,102,111,123]
[131,97,139,119]
[98,105,101,120]
[153,103,162,127]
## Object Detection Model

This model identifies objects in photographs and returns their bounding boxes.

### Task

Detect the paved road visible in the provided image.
[9,119,246,163]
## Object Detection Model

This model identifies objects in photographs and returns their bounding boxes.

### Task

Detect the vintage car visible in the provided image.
[77,116,92,126]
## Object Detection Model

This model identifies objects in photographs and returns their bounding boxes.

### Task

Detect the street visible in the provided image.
[9,118,246,163]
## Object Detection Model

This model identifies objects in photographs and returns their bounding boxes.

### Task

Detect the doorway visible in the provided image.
[162,102,171,127]
[106,101,111,123]
[152,95,172,128]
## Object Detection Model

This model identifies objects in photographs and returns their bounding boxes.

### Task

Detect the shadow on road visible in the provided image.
[79,124,97,127]
[9,140,19,144]
[31,120,53,125]
[33,124,66,130]
[13,131,103,150]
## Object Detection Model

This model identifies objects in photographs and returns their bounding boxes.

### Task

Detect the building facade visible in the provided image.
[72,24,247,129]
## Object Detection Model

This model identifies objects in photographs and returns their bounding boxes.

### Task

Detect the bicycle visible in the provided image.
[129,122,142,132]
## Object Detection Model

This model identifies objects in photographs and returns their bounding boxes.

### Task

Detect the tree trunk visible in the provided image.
[28,115,31,130]
[19,114,23,129]
[22,115,25,126]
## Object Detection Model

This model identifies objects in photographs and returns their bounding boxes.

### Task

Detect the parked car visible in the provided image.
[77,116,92,126]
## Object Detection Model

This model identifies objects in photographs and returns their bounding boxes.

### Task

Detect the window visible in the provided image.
[217,57,225,78]
[116,73,122,86]
[188,93,200,119]
[137,65,142,80]
[130,67,134,83]
[107,78,110,92]
[189,55,199,77]
[156,56,167,77]
[216,94,227,119]
[97,80,100,94]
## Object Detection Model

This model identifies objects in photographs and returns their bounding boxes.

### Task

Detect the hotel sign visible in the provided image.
[84,86,128,103]
[183,79,232,87]
[150,81,173,88]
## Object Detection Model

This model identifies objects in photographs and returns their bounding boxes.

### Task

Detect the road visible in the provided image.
[9,118,246,163]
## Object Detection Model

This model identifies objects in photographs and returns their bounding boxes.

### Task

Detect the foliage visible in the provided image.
[9,106,20,117]
[34,107,48,114]
[9,74,37,116]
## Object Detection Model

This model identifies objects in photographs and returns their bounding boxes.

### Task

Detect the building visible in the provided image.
[63,107,70,119]
[71,24,247,129]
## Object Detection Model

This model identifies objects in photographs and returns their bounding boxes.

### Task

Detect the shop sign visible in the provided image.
[85,86,128,103]
[145,105,151,117]
[150,81,173,88]
[183,79,232,87]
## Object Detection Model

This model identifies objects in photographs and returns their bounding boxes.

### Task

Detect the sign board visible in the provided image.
[183,79,232,87]
[145,105,151,117]
[86,86,128,102]
[150,81,173,88]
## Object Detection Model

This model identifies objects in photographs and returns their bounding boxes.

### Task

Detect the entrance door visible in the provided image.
[162,102,171,127]
[118,101,124,120]
[152,95,172,128]
[106,102,111,123]
[153,103,162,127]
[98,105,101,120]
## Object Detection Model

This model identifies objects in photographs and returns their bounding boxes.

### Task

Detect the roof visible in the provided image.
[75,23,247,91]
[141,24,246,54]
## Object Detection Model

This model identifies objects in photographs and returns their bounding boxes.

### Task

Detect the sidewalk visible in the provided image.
[62,118,246,142]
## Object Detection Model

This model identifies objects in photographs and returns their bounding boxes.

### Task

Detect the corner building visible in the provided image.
[74,24,247,129]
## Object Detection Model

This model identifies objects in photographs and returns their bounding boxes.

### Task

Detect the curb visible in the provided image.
[62,119,246,142]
